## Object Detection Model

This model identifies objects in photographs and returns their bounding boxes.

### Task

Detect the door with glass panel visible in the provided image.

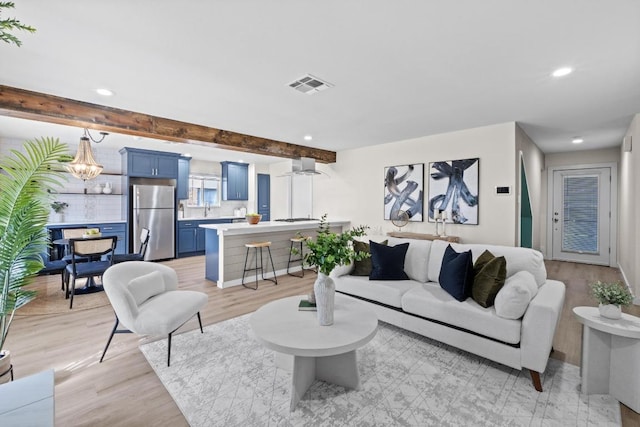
[551,168,611,265]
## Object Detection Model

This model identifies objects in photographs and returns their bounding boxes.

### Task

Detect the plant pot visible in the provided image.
[599,303,622,320]
[0,350,12,384]
[314,273,335,326]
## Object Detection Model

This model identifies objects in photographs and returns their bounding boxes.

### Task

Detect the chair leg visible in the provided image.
[167,332,172,367]
[69,277,75,309]
[241,247,258,290]
[197,312,203,333]
[100,318,119,363]
[267,246,277,285]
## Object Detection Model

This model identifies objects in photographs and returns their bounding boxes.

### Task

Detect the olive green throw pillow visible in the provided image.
[472,250,507,308]
[352,240,387,276]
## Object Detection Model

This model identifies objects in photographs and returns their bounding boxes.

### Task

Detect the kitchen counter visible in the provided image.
[178,216,245,221]
[46,219,126,227]
[199,219,349,236]
[201,219,350,288]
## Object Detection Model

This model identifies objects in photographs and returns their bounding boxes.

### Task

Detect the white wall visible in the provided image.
[308,122,518,245]
[0,136,124,222]
[516,125,544,250]
[619,113,639,300]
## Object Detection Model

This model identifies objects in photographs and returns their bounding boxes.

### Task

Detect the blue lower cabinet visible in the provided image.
[46,222,127,260]
[177,219,232,258]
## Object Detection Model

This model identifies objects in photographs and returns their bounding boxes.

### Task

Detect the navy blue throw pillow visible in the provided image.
[369,241,410,280]
[439,245,474,302]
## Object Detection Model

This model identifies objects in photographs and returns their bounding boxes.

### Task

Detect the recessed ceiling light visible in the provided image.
[552,67,573,78]
[572,137,584,144]
[96,88,114,96]
[304,135,313,141]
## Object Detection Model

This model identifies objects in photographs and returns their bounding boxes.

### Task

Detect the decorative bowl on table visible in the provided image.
[246,214,262,225]
[82,229,102,238]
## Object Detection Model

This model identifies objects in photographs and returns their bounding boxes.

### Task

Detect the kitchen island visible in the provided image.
[200,220,349,288]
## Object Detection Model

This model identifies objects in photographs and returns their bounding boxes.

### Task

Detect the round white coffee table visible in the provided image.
[250,294,378,411]
[573,306,640,413]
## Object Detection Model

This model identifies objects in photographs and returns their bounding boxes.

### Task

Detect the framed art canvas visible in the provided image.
[384,163,424,222]
[428,158,479,225]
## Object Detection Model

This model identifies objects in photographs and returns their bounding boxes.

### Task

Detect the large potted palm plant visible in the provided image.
[0,137,67,383]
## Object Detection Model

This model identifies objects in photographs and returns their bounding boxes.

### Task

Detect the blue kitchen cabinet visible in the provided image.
[177,156,191,200]
[120,147,180,178]
[46,222,127,260]
[221,161,248,200]
[257,173,271,221]
[177,219,233,257]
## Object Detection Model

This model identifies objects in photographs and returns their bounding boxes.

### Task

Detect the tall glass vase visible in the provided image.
[314,272,335,326]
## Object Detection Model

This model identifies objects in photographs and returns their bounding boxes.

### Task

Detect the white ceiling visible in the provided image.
[1,1,639,159]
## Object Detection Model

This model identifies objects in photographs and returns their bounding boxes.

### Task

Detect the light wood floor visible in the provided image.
[5,257,640,426]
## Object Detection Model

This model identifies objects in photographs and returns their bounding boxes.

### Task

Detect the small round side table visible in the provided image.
[573,306,640,412]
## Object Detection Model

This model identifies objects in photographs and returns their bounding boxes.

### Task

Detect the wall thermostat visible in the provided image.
[496,186,511,195]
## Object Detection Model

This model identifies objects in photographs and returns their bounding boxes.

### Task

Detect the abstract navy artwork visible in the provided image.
[428,158,479,225]
[384,163,424,222]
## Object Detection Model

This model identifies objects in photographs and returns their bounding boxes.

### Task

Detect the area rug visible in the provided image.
[16,275,110,316]
[140,314,620,427]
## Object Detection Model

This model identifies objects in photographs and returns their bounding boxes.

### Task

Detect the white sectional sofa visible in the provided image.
[332,237,566,391]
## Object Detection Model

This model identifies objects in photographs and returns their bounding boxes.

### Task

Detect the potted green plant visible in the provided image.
[0,137,67,383]
[301,214,368,325]
[590,280,633,320]
[50,200,68,222]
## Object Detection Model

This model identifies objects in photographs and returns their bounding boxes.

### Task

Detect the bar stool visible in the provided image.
[287,236,307,277]
[241,241,278,290]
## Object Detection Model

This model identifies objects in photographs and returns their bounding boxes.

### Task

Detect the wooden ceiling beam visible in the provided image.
[0,85,336,163]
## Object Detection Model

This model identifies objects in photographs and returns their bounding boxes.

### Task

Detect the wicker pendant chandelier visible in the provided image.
[66,128,107,181]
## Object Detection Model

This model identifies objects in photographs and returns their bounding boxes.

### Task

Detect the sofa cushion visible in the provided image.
[428,240,547,286]
[439,245,473,302]
[352,240,387,276]
[494,271,538,319]
[401,283,522,345]
[472,250,507,308]
[369,241,410,280]
[335,275,420,308]
[388,237,432,283]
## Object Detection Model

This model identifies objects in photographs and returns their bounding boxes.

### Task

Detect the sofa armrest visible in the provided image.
[330,260,354,278]
[520,280,566,373]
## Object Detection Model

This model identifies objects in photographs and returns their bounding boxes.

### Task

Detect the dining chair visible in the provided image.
[108,228,150,263]
[100,261,208,366]
[65,235,117,309]
[60,228,92,263]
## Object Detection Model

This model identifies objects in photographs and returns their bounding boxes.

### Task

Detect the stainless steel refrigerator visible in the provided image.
[132,184,175,260]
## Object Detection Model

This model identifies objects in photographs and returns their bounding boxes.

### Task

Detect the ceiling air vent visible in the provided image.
[287,74,333,95]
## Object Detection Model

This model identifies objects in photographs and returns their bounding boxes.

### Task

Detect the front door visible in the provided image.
[551,167,611,265]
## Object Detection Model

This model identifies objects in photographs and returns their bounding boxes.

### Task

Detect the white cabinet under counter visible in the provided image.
[201,220,349,288]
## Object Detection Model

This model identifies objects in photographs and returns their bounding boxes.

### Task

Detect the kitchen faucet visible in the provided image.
[204,202,210,217]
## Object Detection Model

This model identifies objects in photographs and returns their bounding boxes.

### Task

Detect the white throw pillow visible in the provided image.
[388,237,431,283]
[494,271,537,319]
[128,270,166,306]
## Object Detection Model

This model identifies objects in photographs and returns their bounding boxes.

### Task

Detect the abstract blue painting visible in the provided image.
[384,163,423,222]
[428,158,479,225]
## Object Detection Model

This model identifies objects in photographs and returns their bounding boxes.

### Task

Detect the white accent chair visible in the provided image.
[100,261,208,366]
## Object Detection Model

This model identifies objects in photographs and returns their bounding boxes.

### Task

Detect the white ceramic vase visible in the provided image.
[314,272,335,326]
[0,350,12,384]
[599,303,622,320]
